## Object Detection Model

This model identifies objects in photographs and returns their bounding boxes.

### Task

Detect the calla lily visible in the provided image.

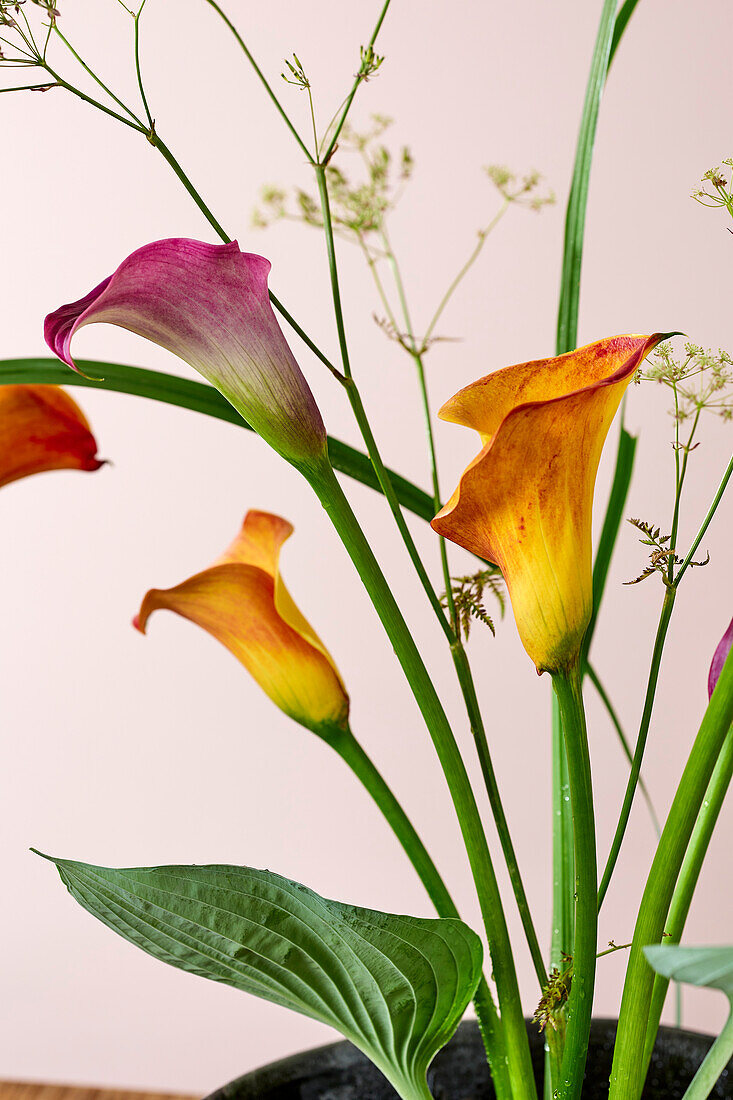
[44,238,328,471]
[134,509,349,734]
[0,384,103,488]
[709,616,733,699]
[432,334,665,673]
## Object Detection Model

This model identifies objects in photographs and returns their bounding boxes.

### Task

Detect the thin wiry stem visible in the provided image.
[321,0,392,163]
[201,0,314,163]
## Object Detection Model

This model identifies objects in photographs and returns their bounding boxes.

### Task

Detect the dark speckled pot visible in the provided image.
[204,1019,733,1099]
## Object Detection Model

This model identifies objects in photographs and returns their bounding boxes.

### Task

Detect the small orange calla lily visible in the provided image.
[135,510,350,734]
[0,384,103,489]
[432,334,666,673]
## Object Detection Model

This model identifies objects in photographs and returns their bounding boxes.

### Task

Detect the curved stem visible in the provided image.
[609,646,733,1100]
[133,0,153,131]
[311,462,534,1100]
[552,665,597,1100]
[598,586,676,909]
[0,358,438,521]
[324,723,457,916]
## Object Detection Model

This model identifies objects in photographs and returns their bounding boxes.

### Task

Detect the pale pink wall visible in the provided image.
[2,0,732,1091]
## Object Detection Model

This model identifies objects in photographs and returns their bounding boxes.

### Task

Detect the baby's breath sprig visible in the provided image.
[640,340,733,423]
[691,160,733,224]
[485,165,555,212]
[440,567,505,641]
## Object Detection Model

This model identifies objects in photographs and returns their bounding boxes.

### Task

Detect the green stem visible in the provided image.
[320,0,392,164]
[152,136,231,242]
[202,0,314,163]
[552,665,597,1100]
[581,421,638,668]
[324,719,528,1057]
[452,643,548,989]
[133,0,153,130]
[598,586,676,909]
[551,694,575,969]
[674,449,733,587]
[586,662,661,837]
[555,0,617,354]
[609,645,733,1100]
[51,26,144,126]
[420,200,510,352]
[643,724,733,1070]
[311,461,533,1100]
[325,722,458,916]
[315,167,545,995]
[679,1011,733,1100]
[0,359,438,521]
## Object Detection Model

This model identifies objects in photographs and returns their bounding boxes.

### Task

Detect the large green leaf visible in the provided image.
[644,946,733,1100]
[0,359,435,522]
[39,854,482,1100]
[644,945,733,998]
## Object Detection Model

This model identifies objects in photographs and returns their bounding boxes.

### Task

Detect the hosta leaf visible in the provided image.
[644,946,733,1100]
[644,945,733,1000]
[38,854,482,1100]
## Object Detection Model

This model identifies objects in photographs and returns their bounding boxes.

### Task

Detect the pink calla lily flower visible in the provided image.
[44,238,327,470]
[708,617,733,699]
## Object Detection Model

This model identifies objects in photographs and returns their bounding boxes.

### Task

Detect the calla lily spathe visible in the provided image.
[709,616,733,699]
[135,510,349,734]
[432,335,665,673]
[0,384,103,488]
[44,238,327,470]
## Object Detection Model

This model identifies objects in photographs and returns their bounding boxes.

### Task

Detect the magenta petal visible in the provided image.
[708,616,733,699]
[44,238,327,468]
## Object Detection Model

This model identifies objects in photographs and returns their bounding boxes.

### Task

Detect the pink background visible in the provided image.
[2,0,732,1091]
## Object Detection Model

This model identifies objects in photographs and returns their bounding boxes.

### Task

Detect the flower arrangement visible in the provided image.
[2,3,733,1099]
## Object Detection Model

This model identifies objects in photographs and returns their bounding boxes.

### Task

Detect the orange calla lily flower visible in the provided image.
[0,384,103,489]
[432,334,666,673]
[135,510,349,734]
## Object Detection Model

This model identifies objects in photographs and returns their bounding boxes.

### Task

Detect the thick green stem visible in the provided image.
[311,461,534,1100]
[324,720,504,1087]
[598,586,676,909]
[325,723,458,917]
[552,665,597,1100]
[609,646,733,1100]
[642,724,733,1070]
[316,166,544,996]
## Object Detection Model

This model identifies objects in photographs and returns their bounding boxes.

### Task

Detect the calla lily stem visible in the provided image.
[642,724,733,1074]
[310,460,533,1100]
[551,664,598,1100]
[597,586,676,909]
[316,163,547,992]
[609,645,733,1100]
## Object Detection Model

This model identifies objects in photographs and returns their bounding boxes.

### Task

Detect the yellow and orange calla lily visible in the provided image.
[432,334,666,673]
[135,510,349,734]
[0,384,103,488]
